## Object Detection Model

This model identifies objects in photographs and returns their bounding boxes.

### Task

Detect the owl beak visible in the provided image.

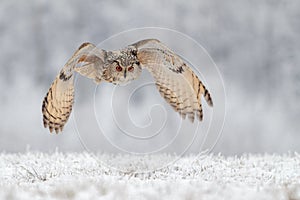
[124,68,127,78]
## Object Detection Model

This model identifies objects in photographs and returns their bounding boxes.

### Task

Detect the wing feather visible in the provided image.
[134,39,213,122]
[42,42,105,133]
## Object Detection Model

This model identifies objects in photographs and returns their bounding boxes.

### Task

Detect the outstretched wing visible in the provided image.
[42,43,106,133]
[133,39,213,122]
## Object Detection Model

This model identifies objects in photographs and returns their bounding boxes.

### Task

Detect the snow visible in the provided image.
[0,152,299,200]
[1,1,300,154]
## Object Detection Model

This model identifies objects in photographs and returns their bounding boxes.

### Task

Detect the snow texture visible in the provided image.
[1,1,300,154]
[0,152,299,200]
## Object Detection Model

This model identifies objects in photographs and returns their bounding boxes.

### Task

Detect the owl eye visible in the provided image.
[115,65,122,72]
[128,66,134,72]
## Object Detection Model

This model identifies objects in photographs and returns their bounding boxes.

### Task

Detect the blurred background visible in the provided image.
[0,0,299,155]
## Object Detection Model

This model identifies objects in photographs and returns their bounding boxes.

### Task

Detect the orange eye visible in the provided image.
[116,65,122,72]
[128,66,134,72]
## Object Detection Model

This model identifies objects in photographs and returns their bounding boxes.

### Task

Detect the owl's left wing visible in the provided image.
[133,39,213,122]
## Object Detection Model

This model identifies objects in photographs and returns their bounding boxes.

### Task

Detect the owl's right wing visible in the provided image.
[42,43,106,133]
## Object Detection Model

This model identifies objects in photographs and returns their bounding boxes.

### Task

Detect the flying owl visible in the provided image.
[42,39,213,133]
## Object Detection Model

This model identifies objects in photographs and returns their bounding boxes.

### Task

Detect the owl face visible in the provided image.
[103,47,142,85]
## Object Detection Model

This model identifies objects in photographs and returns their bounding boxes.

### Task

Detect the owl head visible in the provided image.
[103,47,142,85]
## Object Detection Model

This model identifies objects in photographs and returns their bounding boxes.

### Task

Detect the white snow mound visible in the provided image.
[0,152,299,200]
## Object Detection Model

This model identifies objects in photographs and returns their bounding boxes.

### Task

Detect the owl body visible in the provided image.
[42,39,213,133]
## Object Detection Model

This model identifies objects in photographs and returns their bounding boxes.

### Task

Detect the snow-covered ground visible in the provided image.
[0,152,299,200]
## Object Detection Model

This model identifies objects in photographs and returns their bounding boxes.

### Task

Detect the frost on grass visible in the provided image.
[0,152,300,200]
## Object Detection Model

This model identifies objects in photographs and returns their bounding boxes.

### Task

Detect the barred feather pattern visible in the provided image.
[135,39,213,122]
[42,75,74,133]
[42,42,104,133]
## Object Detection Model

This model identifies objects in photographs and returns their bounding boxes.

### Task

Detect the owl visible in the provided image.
[42,39,213,133]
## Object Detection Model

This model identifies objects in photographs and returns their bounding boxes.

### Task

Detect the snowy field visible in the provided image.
[0,152,299,200]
